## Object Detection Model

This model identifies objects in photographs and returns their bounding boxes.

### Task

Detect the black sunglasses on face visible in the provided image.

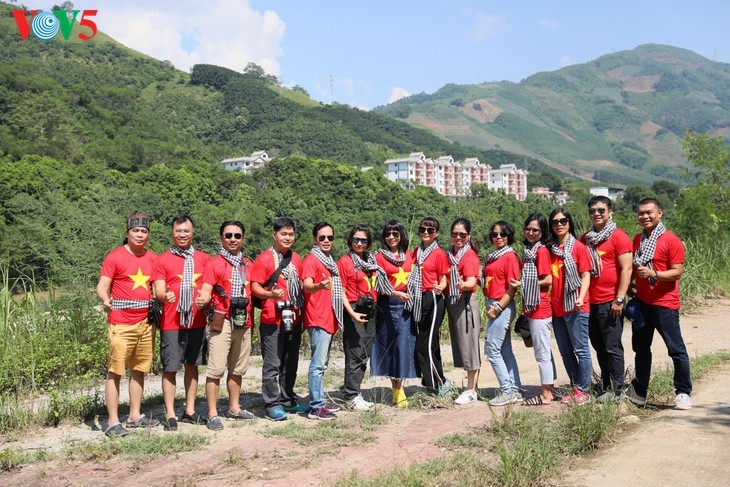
[318,235,334,242]
[352,237,369,245]
[224,232,242,239]
[551,217,569,226]
[451,232,468,239]
[490,232,507,239]
[385,231,400,238]
[418,226,437,234]
[589,207,607,215]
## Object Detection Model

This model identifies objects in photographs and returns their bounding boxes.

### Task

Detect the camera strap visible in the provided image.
[266,250,292,291]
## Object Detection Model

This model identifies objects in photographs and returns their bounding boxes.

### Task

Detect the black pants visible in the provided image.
[589,301,625,394]
[343,304,377,400]
[414,291,446,391]
[260,322,302,411]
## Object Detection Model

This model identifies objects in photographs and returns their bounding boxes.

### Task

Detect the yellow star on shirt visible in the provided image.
[363,274,376,291]
[392,267,410,287]
[178,273,203,288]
[552,262,564,279]
[128,267,151,290]
[484,275,494,290]
[598,250,606,256]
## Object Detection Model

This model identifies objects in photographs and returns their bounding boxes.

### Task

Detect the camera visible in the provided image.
[354,295,376,319]
[276,300,296,333]
[230,296,249,310]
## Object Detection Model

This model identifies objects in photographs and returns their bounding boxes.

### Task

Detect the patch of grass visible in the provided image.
[0,389,104,434]
[358,407,391,429]
[0,447,52,471]
[261,419,374,447]
[436,432,491,449]
[648,350,730,405]
[406,390,454,410]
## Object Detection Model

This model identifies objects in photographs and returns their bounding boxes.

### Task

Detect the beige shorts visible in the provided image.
[107,319,155,376]
[206,321,252,379]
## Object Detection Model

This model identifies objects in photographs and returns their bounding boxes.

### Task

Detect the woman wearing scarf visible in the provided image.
[372,221,416,408]
[445,218,482,405]
[338,224,402,410]
[511,213,558,405]
[407,217,451,395]
[548,208,593,404]
[483,221,522,406]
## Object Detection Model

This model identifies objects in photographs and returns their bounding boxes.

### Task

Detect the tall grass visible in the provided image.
[681,236,730,306]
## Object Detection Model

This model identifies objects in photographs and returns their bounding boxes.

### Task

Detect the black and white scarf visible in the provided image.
[112,298,154,310]
[585,220,616,277]
[220,246,246,329]
[482,245,516,294]
[273,248,305,309]
[406,240,439,322]
[551,235,583,312]
[349,251,396,296]
[447,243,472,305]
[310,246,344,329]
[170,245,195,327]
[375,248,406,267]
[521,242,543,313]
[633,221,666,286]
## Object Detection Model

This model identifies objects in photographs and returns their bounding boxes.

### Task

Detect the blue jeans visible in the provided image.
[484,299,521,394]
[308,327,333,409]
[553,311,592,392]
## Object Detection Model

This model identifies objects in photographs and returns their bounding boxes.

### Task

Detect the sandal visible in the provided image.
[126,414,160,428]
[163,417,178,431]
[105,422,130,438]
[522,395,551,406]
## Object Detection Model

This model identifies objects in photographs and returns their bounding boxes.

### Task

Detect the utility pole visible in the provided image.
[329,74,334,104]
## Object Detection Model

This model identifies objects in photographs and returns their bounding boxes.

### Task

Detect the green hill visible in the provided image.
[375,44,730,186]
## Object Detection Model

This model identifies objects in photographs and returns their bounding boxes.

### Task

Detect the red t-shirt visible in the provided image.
[446,248,481,295]
[301,253,337,333]
[483,251,520,301]
[201,254,253,328]
[151,249,212,331]
[580,228,633,304]
[375,251,414,292]
[250,249,303,325]
[100,246,158,325]
[522,246,552,320]
[633,230,684,310]
[550,240,592,317]
[337,254,377,303]
[412,246,449,292]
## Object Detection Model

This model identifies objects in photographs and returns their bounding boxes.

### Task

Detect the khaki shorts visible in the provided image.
[108,319,155,376]
[206,321,252,379]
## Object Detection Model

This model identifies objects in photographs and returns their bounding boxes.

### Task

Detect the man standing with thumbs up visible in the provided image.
[152,214,212,430]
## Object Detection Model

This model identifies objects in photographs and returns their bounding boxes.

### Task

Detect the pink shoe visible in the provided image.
[560,386,579,404]
[561,387,590,405]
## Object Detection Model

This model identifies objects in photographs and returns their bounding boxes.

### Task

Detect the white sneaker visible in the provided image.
[348,394,372,411]
[624,384,647,407]
[454,390,478,405]
[674,393,692,410]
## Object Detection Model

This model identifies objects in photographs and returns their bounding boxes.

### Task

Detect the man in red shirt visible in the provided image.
[152,214,211,429]
[251,217,305,421]
[580,196,633,402]
[626,198,692,410]
[96,214,160,437]
[196,220,255,431]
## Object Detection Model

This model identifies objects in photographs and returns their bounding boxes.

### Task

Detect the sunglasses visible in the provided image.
[551,217,569,226]
[451,232,468,239]
[589,207,607,215]
[224,232,242,239]
[524,228,541,234]
[385,231,400,238]
[418,226,437,234]
[318,235,334,242]
[490,232,508,239]
[352,237,369,245]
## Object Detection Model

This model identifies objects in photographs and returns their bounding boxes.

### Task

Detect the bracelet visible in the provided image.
[654,270,659,280]
[494,303,503,313]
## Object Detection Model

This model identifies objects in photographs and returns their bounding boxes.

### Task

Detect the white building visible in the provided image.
[489,164,528,201]
[589,186,625,201]
[222,150,270,174]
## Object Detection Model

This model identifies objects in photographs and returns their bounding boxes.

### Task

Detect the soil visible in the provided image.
[2,299,729,487]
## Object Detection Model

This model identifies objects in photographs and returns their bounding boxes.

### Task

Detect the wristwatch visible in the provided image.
[615,296,625,305]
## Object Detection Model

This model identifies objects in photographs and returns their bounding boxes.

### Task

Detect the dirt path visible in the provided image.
[1,299,729,486]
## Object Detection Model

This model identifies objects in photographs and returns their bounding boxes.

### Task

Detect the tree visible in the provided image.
[682,130,730,212]
[243,63,280,86]
[651,180,680,203]
[622,184,655,211]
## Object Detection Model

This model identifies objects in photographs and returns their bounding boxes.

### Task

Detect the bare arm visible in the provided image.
[196,283,213,309]
[96,276,113,313]
[574,271,591,309]
[252,281,285,300]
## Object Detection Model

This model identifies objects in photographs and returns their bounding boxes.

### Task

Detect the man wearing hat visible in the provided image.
[97,214,160,437]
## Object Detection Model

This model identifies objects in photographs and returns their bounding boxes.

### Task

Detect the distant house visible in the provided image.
[589,186,625,200]
[531,186,554,200]
[222,150,270,174]
[489,164,528,201]
[555,190,570,206]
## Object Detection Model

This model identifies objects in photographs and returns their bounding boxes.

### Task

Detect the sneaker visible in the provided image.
[560,386,579,404]
[282,403,309,414]
[126,414,160,429]
[561,387,590,405]
[104,422,129,438]
[266,406,288,421]
[347,394,373,411]
[324,401,342,413]
[207,415,224,431]
[596,392,621,404]
[454,390,478,405]
[489,391,521,406]
[438,380,454,397]
[308,407,337,421]
[225,409,256,420]
[181,412,208,425]
[624,384,647,407]
[674,393,692,410]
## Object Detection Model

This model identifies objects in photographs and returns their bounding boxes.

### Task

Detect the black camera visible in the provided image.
[230,296,249,310]
[354,295,376,319]
[276,300,296,333]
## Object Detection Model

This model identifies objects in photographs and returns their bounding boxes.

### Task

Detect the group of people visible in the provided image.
[97,195,693,437]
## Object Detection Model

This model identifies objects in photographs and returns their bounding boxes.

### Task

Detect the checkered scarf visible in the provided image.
[273,248,304,309]
[170,245,195,327]
[521,242,543,313]
[375,248,406,267]
[633,221,666,286]
[220,246,247,329]
[406,240,439,322]
[310,246,343,329]
[112,299,154,310]
[447,243,472,305]
[585,219,616,277]
[349,251,395,296]
[551,235,583,312]
[481,245,516,292]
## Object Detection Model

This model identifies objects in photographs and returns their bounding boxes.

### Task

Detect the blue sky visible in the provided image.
[29,1,730,109]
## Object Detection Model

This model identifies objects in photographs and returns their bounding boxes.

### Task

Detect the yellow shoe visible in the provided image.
[394,388,408,408]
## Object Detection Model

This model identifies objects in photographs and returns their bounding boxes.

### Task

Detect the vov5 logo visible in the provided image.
[11,9,98,41]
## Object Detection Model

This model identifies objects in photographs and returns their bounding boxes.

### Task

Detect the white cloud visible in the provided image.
[559,56,572,68]
[467,12,508,42]
[538,19,559,31]
[388,87,411,104]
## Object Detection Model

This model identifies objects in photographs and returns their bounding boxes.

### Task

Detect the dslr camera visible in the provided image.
[230,296,249,310]
[276,300,296,333]
[354,295,376,319]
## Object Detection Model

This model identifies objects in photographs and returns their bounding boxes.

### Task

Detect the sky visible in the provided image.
[28,0,730,110]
